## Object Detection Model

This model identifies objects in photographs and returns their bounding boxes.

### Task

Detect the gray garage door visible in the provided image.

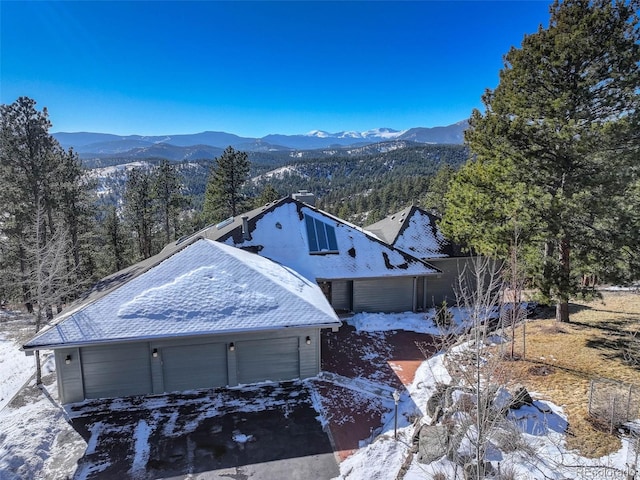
[162,342,227,393]
[81,343,152,399]
[236,337,300,384]
[353,277,414,312]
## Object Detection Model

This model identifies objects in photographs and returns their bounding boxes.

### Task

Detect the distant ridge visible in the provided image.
[53,120,468,160]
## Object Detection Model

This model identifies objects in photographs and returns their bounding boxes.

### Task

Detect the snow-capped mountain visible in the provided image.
[305,128,405,140]
[53,121,467,160]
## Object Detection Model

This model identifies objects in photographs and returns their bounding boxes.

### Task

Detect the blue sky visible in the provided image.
[1,1,552,137]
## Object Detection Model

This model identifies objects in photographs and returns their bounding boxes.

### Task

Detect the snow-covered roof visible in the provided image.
[364,205,466,259]
[194,197,440,281]
[23,239,340,350]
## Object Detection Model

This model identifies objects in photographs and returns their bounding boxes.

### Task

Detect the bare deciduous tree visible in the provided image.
[23,197,76,384]
[418,256,533,479]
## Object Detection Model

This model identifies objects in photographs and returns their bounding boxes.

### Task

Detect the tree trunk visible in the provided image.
[556,237,571,323]
[164,205,170,245]
[556,301,570,323]
[19,244,33,313]
[35,350,42,385]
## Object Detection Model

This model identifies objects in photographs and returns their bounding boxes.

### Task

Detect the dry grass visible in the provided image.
[498,291,640,458]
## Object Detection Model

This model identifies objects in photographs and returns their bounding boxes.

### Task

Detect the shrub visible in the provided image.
[435,300,454,329]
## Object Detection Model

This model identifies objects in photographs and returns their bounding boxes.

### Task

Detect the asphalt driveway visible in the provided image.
[67,382,338,479]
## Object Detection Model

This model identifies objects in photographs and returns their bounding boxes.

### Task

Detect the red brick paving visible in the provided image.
[312,381,387,461]
[320,324,437,461]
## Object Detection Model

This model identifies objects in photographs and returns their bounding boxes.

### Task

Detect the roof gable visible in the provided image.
[365,206,465,259]
[24,239,339,350]
[365,205,414,245]
[208,198,439,280]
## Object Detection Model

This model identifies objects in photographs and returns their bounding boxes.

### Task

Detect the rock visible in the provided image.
[417,424,450,464]
[463,461,495,480]
[494,385,534,413]
[426,383,448,418]
[509,385,533,409]
[450,389,475,413]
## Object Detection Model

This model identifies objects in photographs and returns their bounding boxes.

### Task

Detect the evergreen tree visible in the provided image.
[123,167,155,259]
[203,146,250,223]
[254,184,281,207]
[0,97,90,309]
[102,205,130,274]
[54,147,97,292]
[421,164,455,217]
[154,160,187,245]
[442,0,640,322]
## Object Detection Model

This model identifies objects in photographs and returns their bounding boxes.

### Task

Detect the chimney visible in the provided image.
[291,190,316,206]
[241,216,251,240]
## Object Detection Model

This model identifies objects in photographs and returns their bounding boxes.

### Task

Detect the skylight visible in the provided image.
[304,215,338,254]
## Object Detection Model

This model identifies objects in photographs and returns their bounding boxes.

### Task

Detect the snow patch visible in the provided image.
[0,335,36,411]
[118,266,278,321]
[128,420,153,477]
[232,432,254,443]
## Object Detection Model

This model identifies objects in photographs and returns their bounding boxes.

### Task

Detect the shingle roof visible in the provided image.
[205,197,441,280]
[364,205,466,259]
[23,239,340,350]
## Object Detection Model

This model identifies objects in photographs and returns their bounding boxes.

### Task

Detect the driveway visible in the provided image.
[319,323,437,461]
[1,321,436,479]
[67,382,338,479]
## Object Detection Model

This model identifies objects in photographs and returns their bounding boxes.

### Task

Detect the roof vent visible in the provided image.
[291,190,316,206]
[241,216,251,240]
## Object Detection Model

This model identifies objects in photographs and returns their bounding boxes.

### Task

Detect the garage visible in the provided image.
[81,343,152,399]
[161,342,228,393]
[353,277,415,312]
[236,337,300,384]
[23,239,341,404]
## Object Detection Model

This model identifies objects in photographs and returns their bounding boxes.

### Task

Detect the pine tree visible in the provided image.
[123,167,155,259]
[54,147,96,294]
[102,205,130,273]
[254,184,280,207]
[203,146,250,223]
[422,164,456,217]
[154,160,187,245]
[0,97,90,309]
[442,0,640,322]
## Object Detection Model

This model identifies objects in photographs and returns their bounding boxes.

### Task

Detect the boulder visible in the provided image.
[426,383,448,418]
[417,424,450,464]
[509,385,534,410]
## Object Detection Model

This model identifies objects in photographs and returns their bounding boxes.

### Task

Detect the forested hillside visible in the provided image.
[248,144,468,223]
[89,143,467,224]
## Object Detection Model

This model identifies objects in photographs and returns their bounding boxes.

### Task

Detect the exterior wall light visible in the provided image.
[229,342,235,352]
[65,354,72,365]
[305,336,311,345]
[152,348,158,358]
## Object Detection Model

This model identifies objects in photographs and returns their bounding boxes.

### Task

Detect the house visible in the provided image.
[23,239,341,404]
[186,195,442,313]
[364,205,472,306]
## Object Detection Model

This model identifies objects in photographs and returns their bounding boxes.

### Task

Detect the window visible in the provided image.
[304,215,338,254]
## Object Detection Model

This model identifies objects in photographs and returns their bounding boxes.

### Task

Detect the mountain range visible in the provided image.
[52,121,468,161]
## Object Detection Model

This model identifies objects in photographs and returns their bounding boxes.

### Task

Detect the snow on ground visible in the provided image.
[0,374,88,480]
[346,307,489,335]
[601,284,640,292]
[0,334,35,411]
[232,432,254,443]
[129,419,152,477]
[1,306,636,479]
[0,311,88,480]
[334,317,636,480]
[84,161,150,179]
